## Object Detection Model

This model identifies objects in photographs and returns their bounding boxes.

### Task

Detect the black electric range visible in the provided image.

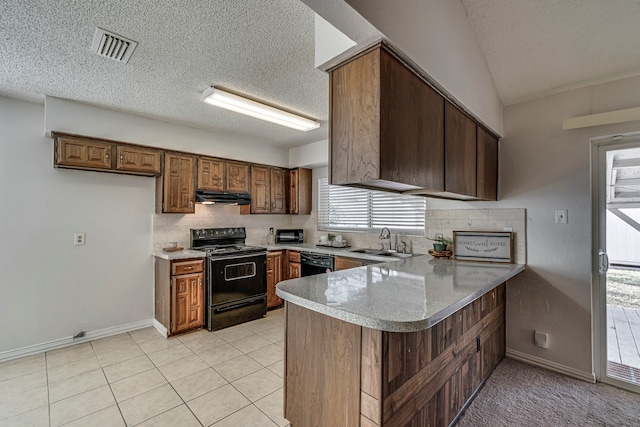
[190,227,267,331]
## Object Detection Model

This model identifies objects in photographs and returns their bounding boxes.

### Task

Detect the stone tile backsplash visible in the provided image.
[425,208,527,264]
[153,205,526,264]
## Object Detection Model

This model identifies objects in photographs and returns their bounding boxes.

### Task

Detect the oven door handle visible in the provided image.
[213,297,266,314]
[208,252,267,261]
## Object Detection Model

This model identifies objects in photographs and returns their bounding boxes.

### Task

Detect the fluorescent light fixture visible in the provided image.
[201,87,320,132]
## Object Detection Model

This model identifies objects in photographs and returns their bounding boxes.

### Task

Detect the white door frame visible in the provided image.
[591,131,640,393]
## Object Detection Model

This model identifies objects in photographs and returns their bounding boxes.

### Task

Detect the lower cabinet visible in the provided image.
[155,257,205,336]
[287,251,301,279]
[267,251,284,309]
[335,256,367,271]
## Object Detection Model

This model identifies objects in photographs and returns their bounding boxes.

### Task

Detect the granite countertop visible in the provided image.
[152,249,206,260]
[276,256,525,333]
[265,243,419,262]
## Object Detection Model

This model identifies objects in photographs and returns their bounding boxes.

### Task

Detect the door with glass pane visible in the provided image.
[593,133,640,393]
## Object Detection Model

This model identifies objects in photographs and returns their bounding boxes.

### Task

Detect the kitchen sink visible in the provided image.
[348,248,415,258]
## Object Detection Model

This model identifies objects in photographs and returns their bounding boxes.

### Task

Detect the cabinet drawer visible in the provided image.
[288,251,301,263]
[171,259,204,275]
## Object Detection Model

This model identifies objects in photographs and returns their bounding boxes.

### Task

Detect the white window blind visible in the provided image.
[318,178,426,235]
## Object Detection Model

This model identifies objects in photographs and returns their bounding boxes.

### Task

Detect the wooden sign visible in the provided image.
[453,231,514,263]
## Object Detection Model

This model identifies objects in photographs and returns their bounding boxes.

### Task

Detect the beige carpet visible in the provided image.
[457,358,640,427]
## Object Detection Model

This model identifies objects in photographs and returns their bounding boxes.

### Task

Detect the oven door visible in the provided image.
[208,253,267,306]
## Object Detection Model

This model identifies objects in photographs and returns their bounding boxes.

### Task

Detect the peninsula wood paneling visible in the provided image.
[284,302,361,427]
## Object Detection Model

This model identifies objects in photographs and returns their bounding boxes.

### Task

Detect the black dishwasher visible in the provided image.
[300,252,334,276]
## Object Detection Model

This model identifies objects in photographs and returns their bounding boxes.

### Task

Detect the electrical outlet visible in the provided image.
[74,233,86,246]
[555,209,568,224]
[534,331,549,349]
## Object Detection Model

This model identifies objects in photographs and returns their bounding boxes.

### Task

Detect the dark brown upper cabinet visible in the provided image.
[54,133,161,176]
[328,42,499,201]
[330,45,445,193]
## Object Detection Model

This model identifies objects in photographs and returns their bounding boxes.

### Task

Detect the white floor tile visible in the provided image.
[129,327,164,344]
[0,370,47,397]
[146,344,193,367]
[102,354,155,383]
[62,405,125,427]
[214,325,254,343]
[255,389,290,427]
[198,343,243,366]
[47,355,100,383]
[48,368,107,403]
[157,354,208,383]
[211,404,278,426]
[267,360,284,378]
[110,368,167,402]
[258,327,285,343]
[0,384,48,421]
[187,384,250,426]
[49,384,115,426]
[0,357,45,383]
[248,344,284,367]
[232,368,283,402]
[46,343,95,368]
[230,334,272,354]
[0,405,48,427]
[213,355,263,382]
[118,383,182,426]
[95,346,145,368]
[136,404,201,427]
[170,367,228,402]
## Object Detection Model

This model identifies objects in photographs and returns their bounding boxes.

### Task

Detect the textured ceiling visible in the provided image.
[0,0,331,148]
[462,0,640,106]
[3,1,639,148]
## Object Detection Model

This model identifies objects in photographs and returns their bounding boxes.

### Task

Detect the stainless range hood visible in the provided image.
[195,190,251,205]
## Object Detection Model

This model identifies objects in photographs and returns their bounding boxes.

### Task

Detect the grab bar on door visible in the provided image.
[598,250,609,275]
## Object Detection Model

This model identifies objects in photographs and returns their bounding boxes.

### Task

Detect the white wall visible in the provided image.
[344,0,503,135]
[429,74,640,376]
[0,97,155,353]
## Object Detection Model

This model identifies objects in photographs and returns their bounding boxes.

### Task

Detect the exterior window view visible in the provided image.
[1,1,640,426]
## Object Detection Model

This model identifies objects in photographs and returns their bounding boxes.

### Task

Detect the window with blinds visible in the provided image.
[318,178,426,235]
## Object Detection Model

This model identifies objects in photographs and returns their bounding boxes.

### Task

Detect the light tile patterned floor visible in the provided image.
[0,309,290,427]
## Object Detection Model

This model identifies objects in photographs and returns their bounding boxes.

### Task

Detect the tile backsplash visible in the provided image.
[152,204,292,251]
[153,206,526,264]
[425,208,527,264]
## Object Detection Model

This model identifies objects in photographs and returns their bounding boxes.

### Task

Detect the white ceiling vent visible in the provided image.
[90,28,138,64]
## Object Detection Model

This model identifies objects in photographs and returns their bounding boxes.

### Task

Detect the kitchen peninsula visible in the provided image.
[276,257,524,426]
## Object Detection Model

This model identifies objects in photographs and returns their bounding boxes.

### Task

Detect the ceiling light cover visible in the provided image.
[201,87,320,132]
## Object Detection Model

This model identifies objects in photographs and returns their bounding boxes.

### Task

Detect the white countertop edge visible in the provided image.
[153,249,206,260]
[276,264,525,333]
[265,243,420,262]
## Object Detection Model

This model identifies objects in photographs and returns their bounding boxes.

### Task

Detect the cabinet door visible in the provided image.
[55,136,112,170]
[250,165,270,214]
[227,161,250,193]
[116,145,161,175]
[197,157,225,191]
[267,251,283,308]
[445,102,477,197]
[335,256,364,271]
[171,272,204,334]
[379,49,445,190]
[330,48,381,186]
[289,169,299,214]
[477,128,498,201]
[288,262,301,279]
[270,168,287,214]
[288,168,312,215]
[163,153,195,213]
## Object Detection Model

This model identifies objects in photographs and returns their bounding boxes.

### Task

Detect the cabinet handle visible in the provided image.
[120,152,123,161]
[199,279,202,288]
[105,150,110,161]
[184,266,194,270]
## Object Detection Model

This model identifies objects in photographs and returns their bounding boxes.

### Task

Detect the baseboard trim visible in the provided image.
[0,318,155,363]
[153,319,168,337]
[506,348,596,383]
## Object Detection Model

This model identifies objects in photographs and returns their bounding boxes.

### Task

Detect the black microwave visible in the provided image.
[276,229,304,244]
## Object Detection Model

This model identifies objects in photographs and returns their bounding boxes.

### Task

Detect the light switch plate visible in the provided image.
[555,209,568,224]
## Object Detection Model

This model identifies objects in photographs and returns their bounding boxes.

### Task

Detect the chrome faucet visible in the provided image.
[396,240,408,254]
[379,227,391,250]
